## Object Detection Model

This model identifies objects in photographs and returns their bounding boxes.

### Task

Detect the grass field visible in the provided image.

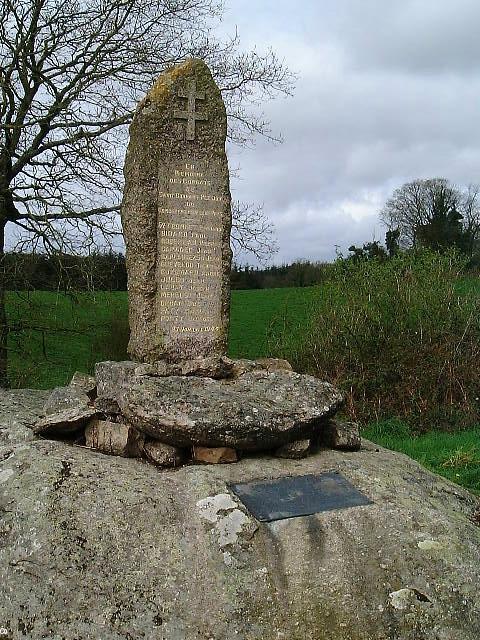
[363,420,480,494]
[6,287,316,389]
[229,287,314,358]
[5,283,480,494]
[7,290,129,389]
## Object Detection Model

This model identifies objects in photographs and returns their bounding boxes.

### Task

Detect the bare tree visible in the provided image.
[460,184,480,254]
[231,201,279,263]
[0,0,294,385]
[380,178,480,249]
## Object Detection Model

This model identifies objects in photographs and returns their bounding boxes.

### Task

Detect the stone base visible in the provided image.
[33,358,360,467]
[3,393,480,640]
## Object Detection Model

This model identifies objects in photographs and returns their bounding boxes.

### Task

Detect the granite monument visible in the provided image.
[122,58,232,363]
[33,59,358,464]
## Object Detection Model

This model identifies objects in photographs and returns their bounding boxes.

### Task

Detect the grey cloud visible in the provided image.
[324,0,480,73]
[226,0,480,263]
[273,207,383,265]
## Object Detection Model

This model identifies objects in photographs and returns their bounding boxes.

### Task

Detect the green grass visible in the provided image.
[7,290,128,389]
[229,287,314,359]
[364,419,480,494]
[455,275,480,296]
[6,286,316,388]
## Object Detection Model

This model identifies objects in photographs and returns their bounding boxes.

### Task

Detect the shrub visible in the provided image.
[274,250,480,432]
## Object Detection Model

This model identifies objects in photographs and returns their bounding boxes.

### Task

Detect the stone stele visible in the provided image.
[122,58,232,363]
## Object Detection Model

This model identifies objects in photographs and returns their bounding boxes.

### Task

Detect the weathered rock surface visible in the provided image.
[0,389,49,444]
[175,356,235,379]
[118,369,344,450]
[69,371,97,399]
[33,385,97,437]
[2,389,480,640]
[95,357,295,396]
[117,356,235,379]
[43,385,90,415]
[94,395,121,416]
[85,419,144,457]
[254,357,293,372]
[95,360,139,399]
[34,405,97,436]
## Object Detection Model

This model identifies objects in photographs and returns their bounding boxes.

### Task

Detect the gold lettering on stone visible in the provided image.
[157,158,226,339]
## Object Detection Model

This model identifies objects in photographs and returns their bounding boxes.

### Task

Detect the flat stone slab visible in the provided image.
[118,369,344,450]
[34,405,97,436]
[43,386,90,414]
[229,471,373,522]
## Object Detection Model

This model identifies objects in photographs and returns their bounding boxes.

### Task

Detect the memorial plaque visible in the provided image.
[229,472,373,522]
[122,59,232,363]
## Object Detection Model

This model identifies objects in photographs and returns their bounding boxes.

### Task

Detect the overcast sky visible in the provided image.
[223,0,480,264]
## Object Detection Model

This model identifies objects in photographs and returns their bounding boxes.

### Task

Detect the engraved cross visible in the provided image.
[173,80,208,141]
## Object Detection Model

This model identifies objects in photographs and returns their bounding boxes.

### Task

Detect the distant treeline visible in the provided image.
[5,248,479,292]
[230,261,332,289]
[4,252,128,291]
[4,252,332,291]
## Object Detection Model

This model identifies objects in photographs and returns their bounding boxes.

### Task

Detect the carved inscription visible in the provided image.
[157,159,227,339]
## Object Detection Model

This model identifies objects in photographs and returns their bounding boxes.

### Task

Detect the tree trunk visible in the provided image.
[0,145,15,389]
[0,214,8,387]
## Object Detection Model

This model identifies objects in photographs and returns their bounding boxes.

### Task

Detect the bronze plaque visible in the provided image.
[229,472,373,522]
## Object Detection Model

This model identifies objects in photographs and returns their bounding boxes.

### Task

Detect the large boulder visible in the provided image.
[118,369,344,450]
[1,390,480,639]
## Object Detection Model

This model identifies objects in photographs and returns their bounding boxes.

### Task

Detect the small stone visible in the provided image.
[69,372,97,399]
[178,356,234,379]
[34,406,97,436]
[322,419,361,451]
[143,440,184,468]
[37,385,94,437]
[230,359,260,378]
[275,439,311,459]
[85,419,144,457]
[193,446,238,464]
